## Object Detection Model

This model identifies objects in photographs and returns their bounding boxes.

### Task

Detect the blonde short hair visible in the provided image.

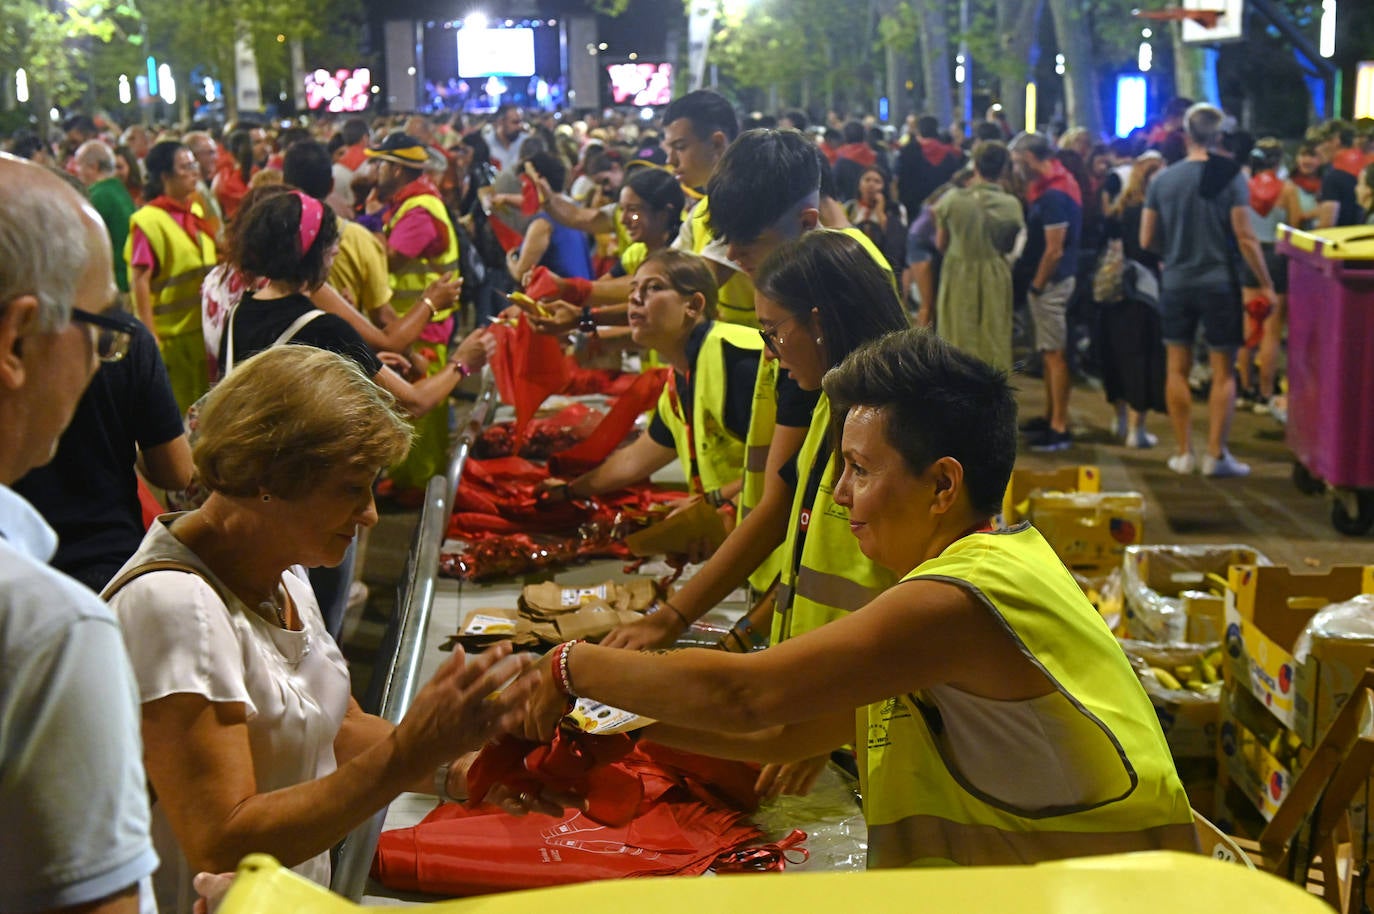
[194,346,412,499]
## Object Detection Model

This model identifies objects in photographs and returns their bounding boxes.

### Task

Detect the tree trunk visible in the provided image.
[996,0,1042,134]
[886,42,901,123]
[1171,22,1206,102]
[915,0,952,125]
[1046,0,1102,135]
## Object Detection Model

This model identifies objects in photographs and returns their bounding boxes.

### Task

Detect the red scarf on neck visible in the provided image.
[1333,147,1365,178]
[1292,172,1321,195]
[1027,159,1082,206]
[919,136,957,167]
[147,195,213,244]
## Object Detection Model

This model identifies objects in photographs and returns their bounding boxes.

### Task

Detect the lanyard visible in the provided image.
[782,437,833,615]
[665,370,706,497]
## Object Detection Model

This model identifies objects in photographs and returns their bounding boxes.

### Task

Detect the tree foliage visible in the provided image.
[0,0,133,107]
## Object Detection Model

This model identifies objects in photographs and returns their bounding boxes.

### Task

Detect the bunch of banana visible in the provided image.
[1146,648,1223,694]
[1264,728,1306,770]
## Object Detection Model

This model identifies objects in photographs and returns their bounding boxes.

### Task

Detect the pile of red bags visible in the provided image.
[372,737,772,896]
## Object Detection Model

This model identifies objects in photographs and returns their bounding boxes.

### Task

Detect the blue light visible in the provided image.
[146,56,158,96]
[1116,75,1147,138]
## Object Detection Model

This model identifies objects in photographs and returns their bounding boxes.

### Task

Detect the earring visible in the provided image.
[815,336,824,345]
[262,494,272,503]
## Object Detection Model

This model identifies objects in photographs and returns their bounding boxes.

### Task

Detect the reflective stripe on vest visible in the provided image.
[689,198,757,329]
[771,394,896,643]
[653,321,763,495]
[739,356,781,593]
[858,525,1198,868]
[126,204,216,338]
[385,193,461,321]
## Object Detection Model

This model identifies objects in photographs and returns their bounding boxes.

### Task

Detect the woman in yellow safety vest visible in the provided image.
[127,140,218,412]
[507,327,1199,869]
[554,250,760,513]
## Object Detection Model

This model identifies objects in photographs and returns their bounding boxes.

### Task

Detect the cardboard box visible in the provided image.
[1222,564,1374,744]
[1121,545,1263,643]
[1122,639,1221,759]
[999,465,1100,527]
[1217,686,1302,821]
[1028,491,1144,576]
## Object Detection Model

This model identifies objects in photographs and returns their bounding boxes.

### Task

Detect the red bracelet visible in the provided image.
[551,640,581,697]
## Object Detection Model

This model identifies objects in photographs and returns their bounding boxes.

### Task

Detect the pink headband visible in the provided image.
[292,190,324,255]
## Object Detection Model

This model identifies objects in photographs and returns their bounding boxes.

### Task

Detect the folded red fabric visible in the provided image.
[372,740,765,896]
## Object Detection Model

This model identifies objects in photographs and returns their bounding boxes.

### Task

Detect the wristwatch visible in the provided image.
[1029,284,1044,296]
[578,304,597,336]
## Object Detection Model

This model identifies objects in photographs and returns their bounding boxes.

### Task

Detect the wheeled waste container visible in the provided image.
[1275,224,1374,534]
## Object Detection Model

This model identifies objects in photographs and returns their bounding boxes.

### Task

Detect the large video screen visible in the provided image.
[607,62,672,107]
[305,67,371,112]
[458,27,536,78]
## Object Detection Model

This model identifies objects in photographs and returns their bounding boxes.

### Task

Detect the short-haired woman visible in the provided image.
[106,346,534,912]
[510,328,1198,868]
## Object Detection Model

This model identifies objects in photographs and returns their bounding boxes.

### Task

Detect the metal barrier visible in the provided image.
[330,376,501,900]
[446,368,498,509]
[330,473,447,899]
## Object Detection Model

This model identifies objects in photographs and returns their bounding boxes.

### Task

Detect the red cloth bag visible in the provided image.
[372,741,764,896]
[548,368,670,477]
[487,317,572,445]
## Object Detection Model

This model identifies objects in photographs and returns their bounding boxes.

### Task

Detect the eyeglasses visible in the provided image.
[70,309,138,363]
[759,313,800,356]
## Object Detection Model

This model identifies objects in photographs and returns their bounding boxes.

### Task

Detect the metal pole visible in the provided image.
[959,0,972,135]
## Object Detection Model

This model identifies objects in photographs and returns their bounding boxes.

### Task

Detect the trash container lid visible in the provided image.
[1278,223,1374,260]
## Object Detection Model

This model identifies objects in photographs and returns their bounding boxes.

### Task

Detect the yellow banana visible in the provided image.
[1151,666,1183,691]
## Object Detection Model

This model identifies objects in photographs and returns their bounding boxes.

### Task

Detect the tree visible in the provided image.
[1,0,132,110]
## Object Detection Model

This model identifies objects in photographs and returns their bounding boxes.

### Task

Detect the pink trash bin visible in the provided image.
[1275,224,1374,534]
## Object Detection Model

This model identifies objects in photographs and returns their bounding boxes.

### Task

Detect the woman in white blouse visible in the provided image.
[106,346,534,913]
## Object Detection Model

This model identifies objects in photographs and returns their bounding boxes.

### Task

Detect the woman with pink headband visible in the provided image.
[217,188,490,414]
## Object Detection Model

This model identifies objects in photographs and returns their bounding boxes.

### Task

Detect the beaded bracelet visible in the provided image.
[552,640,582,697]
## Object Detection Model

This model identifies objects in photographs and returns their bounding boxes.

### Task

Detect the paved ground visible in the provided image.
[1011,371,1374,569]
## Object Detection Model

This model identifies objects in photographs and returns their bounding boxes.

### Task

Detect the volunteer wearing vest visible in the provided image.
[127,140,218,413]
[604,133,896,655]
[366,133,464,490]
[518,91,751,334]
[509,328,1198,869]
[554,251,759,513]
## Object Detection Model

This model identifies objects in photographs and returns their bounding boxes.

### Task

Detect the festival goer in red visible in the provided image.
[212,125,269,220]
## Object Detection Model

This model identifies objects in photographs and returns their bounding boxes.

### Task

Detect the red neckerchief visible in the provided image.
[147,195,213,245]
[1332,148,1364,178]
[383,175,450,252]
[1249,171,1284,217]
[1292,172,1321,195]
[919,136,956,167]
[837,142,877,167]
[1027,158,1082,206]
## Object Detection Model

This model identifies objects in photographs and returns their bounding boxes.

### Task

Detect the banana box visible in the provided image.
[1121,639,1222,758]
[1223,564,1374,744]
[998,465,1100,527]
[1217,686,1303,821]
[1027,491,1144,577]
[1121,544,1265,644]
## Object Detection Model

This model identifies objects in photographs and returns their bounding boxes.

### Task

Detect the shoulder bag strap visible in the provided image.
[101,558,227,604]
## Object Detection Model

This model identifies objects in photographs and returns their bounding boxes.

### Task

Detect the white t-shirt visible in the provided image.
[108,517,351,914]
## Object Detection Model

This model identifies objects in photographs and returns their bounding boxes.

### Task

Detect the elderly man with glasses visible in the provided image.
[0,152,161,914]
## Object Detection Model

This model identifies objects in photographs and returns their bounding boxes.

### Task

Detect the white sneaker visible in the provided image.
[1202,451,1251,478]
[1167,452,1196,474]
[1125,429,1159,449]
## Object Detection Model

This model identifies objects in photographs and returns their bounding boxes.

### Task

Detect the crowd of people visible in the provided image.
[4,89,1373,913]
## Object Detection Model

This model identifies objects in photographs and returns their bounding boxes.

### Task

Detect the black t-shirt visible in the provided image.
[1320,167,1363,227]
[648,321,761,448]
[222,291,383,377]
[13,319,184,589]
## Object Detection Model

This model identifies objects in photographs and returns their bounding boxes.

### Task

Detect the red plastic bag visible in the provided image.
[1249,171,1284,218]
[466,730,644,827]
[486,316,572,444]
[524,266,562,302]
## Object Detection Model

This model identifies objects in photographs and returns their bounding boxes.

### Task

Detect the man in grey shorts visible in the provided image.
[1010,132,1082,452]
[1140,103,1276,477]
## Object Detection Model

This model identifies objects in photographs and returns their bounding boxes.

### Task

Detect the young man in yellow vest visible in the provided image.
[364,133,463,490]
[521,91,753,333]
